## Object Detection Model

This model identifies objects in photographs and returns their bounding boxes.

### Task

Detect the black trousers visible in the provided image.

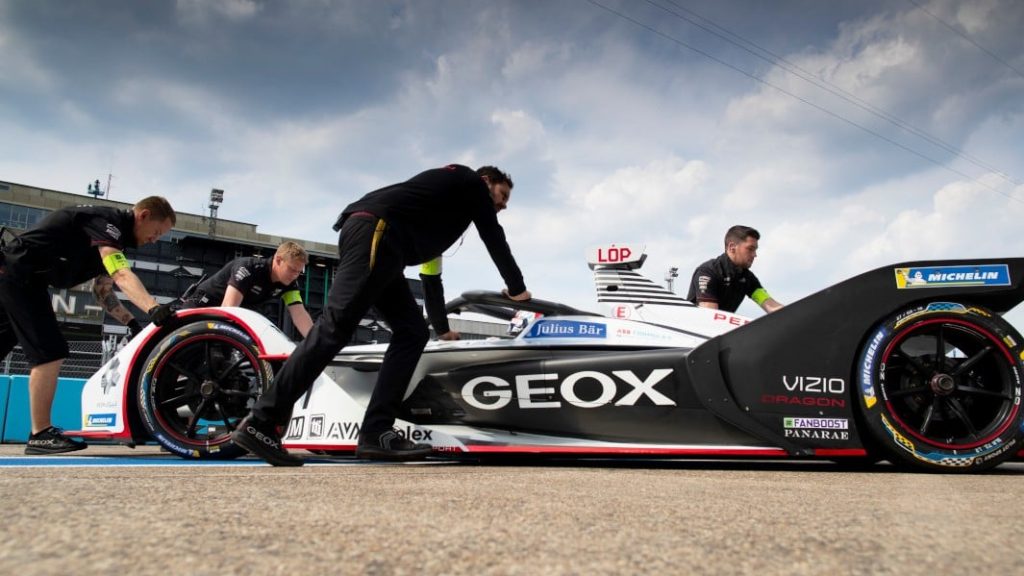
[0,268,69,367]
[251,215,429,436]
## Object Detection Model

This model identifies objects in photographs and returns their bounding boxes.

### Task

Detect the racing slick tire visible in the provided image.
[138,320,273,459]
[857,303,1024,473]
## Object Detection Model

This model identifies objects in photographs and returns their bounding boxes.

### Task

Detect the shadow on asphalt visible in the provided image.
[412,455,1024,475]
[4,445,1021,474]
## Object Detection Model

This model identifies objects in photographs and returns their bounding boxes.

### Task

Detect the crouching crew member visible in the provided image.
[182,241,313,338]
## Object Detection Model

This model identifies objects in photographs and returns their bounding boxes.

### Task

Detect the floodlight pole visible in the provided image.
[665,266,679,292]
[209,188,224,237]
[86,179,104,199]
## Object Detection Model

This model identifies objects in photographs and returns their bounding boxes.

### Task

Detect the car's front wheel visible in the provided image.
[137,320,273,459]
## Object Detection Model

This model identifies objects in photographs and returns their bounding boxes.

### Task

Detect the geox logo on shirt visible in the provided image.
[234,267,252,282]
[105,223,122,240]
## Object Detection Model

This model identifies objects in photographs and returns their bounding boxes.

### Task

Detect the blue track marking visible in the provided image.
[0,455,450,468]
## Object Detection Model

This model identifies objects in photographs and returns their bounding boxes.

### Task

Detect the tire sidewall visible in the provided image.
[857,303,1024,472]
[138,320,271,459]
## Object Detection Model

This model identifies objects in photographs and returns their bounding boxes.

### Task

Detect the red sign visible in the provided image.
[597,246,633,263]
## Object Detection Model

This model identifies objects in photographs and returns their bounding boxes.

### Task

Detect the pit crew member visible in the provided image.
[232,164,531,465]
[0,197,176,454]
[182,241,314,338]
[686,225,783,314]
[420,256,460,341]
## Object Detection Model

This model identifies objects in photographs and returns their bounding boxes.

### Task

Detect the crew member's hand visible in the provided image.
[126,319,143,339]
[438,330,461,341]
[148,303,174,326]
[503,289,532,302]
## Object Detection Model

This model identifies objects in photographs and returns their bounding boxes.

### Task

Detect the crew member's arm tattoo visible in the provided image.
[92,275,136,325]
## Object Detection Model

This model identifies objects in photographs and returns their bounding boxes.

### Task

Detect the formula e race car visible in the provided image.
[69,245,1024,473]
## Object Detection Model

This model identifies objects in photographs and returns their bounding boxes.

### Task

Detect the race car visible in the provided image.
[68,244,1024,472]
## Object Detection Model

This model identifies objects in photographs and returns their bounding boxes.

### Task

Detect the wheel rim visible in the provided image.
[880,318,1019,450]
[150,335,264,446]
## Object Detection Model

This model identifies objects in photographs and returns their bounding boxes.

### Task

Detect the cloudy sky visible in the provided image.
[3,0,1023,322]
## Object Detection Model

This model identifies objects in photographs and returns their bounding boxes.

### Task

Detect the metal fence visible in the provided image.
[1,338,123,378]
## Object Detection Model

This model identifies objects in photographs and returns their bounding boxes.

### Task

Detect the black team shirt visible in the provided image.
[3,205,137,287]
[336,164,526,295]
[686,253,764,313]
[192,257,302,309]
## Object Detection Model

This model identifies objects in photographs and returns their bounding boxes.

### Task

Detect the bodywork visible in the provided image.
[71,254,1024,468]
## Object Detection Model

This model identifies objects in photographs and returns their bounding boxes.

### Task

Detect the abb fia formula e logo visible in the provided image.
[462,368,676,410]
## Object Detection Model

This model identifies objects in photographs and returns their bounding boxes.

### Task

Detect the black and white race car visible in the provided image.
[70,244,1024,472]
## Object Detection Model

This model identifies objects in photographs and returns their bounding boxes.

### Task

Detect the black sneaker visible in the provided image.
[25,427,87,455]
[356,429,433,461]
[230,416,304,467]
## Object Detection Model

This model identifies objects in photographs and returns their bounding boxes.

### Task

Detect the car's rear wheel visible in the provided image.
[138,320,273,459]
[857,303,1024,472]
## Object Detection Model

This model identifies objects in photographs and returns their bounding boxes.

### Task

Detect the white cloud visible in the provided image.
[878,175,1024,258]
[571,157,709,227]
[424,55,455,100]
[724,164,820,211]
[953,0,1000,34]
[724,15,922,133]
[502,42,572,80]
[175,0,259,26]
[490,109,546,156]
[761,172,1024,304]
[113,76,241,134]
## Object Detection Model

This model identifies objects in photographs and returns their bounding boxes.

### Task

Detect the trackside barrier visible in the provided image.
[0,376,9,442]
[2,341,102,443]
[1,376,86,443]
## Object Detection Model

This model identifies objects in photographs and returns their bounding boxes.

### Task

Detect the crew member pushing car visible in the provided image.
[418,256,461,341]
[232,164,531,465]
[0,197,177,454]
[686,225,783,314]
[182,241,314,338]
